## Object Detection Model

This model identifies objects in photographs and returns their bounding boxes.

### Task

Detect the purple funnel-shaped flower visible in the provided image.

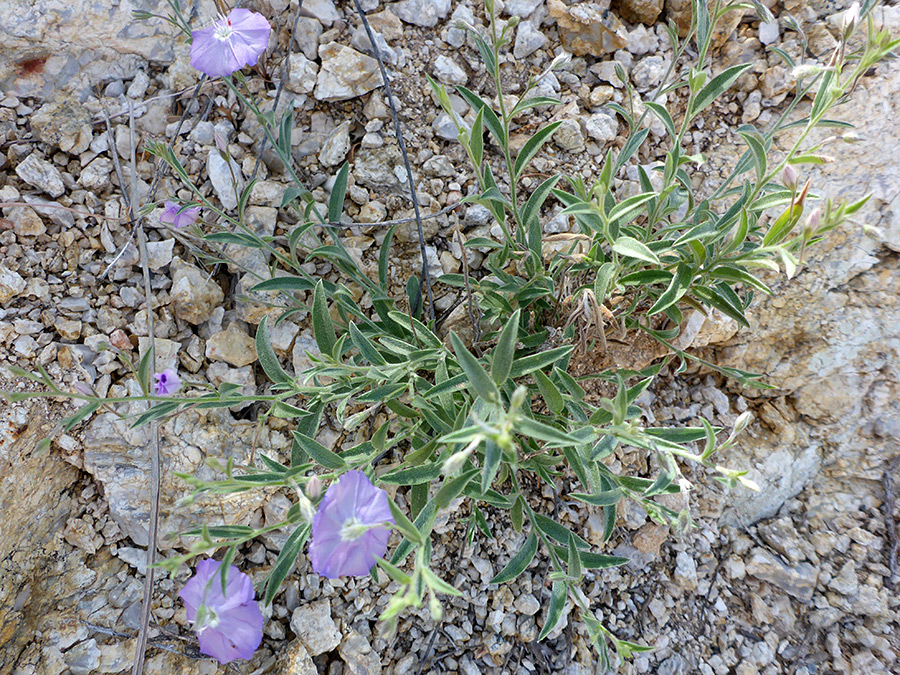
[310,470,394,578]
[160,201,201,229]
[153,368,181,396]
[190,8,271,78]
[178,559,264,664]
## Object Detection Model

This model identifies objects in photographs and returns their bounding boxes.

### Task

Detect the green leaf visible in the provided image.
[521,175,561,236]
[388,499,423,544]
[456,85,504,145]
[62,402,100,431]
[312,279,337,356]
[513,121,562,179]
[533,369,564,415]
[263,524,310,605]
[689,64,753,118]
[509,346,573,379]
[491,309,520,385]
[533,513,590,549]
[250,276,315,293]
[647,262,693,315]
[137,346,154,394]
[378,224,396,293]
[510,96,561,117]
[376,556,411,585]
[643,101,676,138]
[738,128,767,183]
[450,331,500,403]
[516,416,581,445]
[570,489,622,507]
[566,532,582,580]
[607,192,657,225]
[348,322,387,365]
[380,462,444,486]
[278,107,294,157]
[693,286,750,327]
[291,431,346,469]
[538,581,567,640]
[614,128,650,172]
[481,439,502,494]
[256,316,292,385]
[469,107,484,167]
[612,236,661,264]
[328,163,350,223]
[490,531,538,584]
[434,467,479,508]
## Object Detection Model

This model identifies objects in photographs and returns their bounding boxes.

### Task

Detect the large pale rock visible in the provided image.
[391,0,452,27]
[315,43,382,102]
[613,0,663,24]
[716,49,900,526]
[548,0,627,56]
[1,0,177,98]
[82,394,285,549]
[0,393,81,672]
[170,258,224,325]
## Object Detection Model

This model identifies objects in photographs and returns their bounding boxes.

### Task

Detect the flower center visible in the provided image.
[340,517,371,541]
[213,18,233,41]
[194,605,220,634]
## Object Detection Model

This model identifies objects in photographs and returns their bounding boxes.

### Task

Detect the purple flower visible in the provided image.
[309,470,395,578]
[178,559,264,664]
[160,201,201,229]
[153,368,181,396]
[190,9,271,78]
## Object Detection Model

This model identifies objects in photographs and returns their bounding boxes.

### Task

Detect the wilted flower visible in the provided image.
[178,559,264,664]
[309,470,394,578]
[160,201,201,229]
[190,8,271,78]
[153,368,181,396]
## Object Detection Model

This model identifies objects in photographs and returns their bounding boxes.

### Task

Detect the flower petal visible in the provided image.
[197,601,263,664]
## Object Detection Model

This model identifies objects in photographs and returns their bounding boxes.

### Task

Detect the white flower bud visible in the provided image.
[841,2,860,40]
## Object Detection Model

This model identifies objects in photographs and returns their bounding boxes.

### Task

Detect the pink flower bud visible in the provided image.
[306,475,322,500]
[782,165,799,190]
[806,208,822,233]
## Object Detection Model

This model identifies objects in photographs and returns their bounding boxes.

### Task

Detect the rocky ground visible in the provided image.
[1,0,898,674]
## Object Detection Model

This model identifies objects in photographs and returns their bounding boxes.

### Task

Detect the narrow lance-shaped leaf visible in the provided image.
[538,581,567,640]
[450,331,501,403]
[256,316,293,384]
[514,121,562,179]
[490,531,538,584]
[263,524,310,605]
[328,162,350,223]
[491,309,520,385]
[690,64,753,118]
[312,279,337,356]
[292,431,346,469]
[611,236,661,265]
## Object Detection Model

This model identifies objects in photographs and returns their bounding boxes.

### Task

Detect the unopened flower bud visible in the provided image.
[732,410,752,437]
[298,492,316,524]
[841,2,860,40]
[842,131,862,144]
[214,130,228,154]
[442,441,477,476]
[782,164,799,190]
[805,207,822,233]
[792,63,824,80]
[306,475,322,500]
[73,382,94,397]
[429,595,443,621]
[550,51,572,71]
